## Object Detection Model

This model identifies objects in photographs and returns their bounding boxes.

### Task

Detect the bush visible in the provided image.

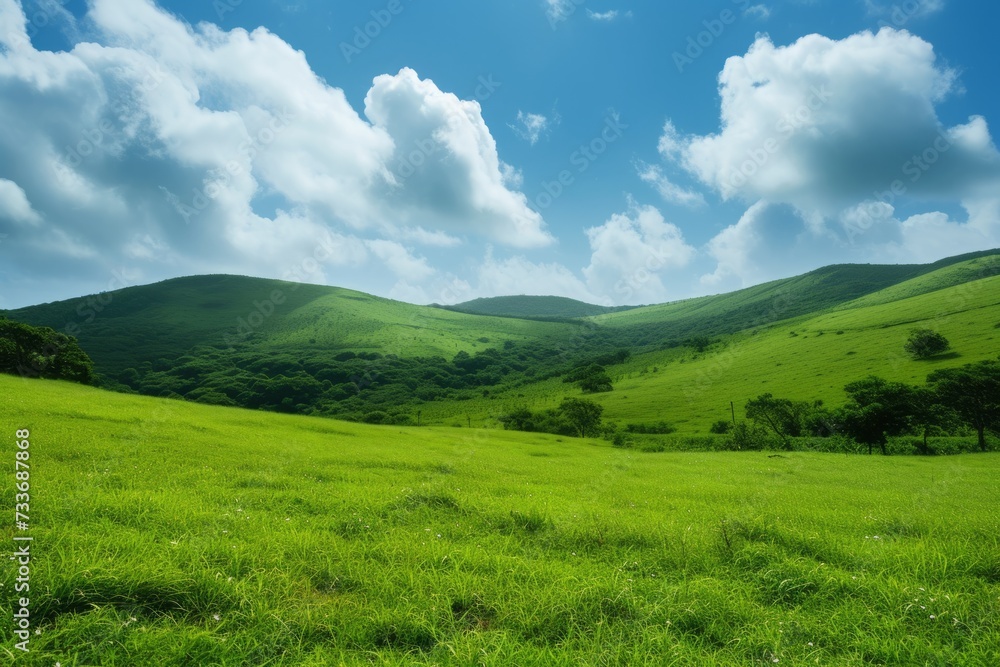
[625,421,677,435]
[904,328,951,359]
[709,420,733,434]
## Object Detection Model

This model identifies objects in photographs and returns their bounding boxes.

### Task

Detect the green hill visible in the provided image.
[6,250,999,430]
[423,255,1000,432]
[7,274,577,380]
[442,295,635,319]
[3,373,999,665]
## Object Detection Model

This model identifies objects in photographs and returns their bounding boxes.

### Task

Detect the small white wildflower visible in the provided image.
[213,614,221,621]
[929,615,936,619]
[34,628,41,635]
[807,642,813,647]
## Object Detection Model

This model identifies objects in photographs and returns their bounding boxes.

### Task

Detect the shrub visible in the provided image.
[709,420,733,434]
[904,329,951,359]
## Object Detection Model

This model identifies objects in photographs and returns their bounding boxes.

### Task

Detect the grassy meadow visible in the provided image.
[3,374,999,665]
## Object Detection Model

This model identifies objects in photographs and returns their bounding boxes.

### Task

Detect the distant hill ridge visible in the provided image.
[439,295,639,320]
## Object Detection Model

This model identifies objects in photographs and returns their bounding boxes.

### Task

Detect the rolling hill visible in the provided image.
[441,295,636,319]
[5,249,1000,431]
[422,253,1000,431]
[7,274,579,381]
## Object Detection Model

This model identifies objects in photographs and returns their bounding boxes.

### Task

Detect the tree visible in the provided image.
[498,407,535,432]
[0,318,94,384]
[744,393,807,449]
[559,397,604,438]
[904,329,951,359]
[839,376,915,455]
[928,360,1000,452]
[909,386,961,455]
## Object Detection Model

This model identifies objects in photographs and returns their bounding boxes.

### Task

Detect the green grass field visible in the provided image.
[3,375,999,665]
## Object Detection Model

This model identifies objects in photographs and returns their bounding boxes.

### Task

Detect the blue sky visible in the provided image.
[2,0,999,308]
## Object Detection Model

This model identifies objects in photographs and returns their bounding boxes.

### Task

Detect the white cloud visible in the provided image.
[584,203,696,304]
[510,111,550,146]
[365,67,554,248]
[587,10,626,22]
[473,247,605,304]
[544,0,574,24]
[665,28,1000,283]
[743,4,771,19]
[365,239,435,282]
[0,178,41,224]
[0,0,550,305]
[637,163,705,208]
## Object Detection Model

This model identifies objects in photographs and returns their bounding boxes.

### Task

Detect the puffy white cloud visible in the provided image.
[0,0,549,306]
[665,28,1000,286]
[365,67,553,248]
[584,203,696,304]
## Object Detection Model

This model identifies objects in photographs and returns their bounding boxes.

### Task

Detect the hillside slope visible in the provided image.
[423,259,1000,431]
[8,274,577,380]
[591,249,1000,345]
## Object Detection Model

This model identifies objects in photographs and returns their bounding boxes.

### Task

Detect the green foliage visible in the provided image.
[558,397,604,438]
[745,393,808,449]
[709,420,734,434]
[928,360,1000,452]
[625,421,677,435]
[904,328,951,359]
[0,317,94,384]
[839,377,917,455]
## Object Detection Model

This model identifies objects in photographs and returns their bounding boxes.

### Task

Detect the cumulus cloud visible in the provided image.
[658,28,1000,283]
[0,0,549,306]
[584,203,696,304]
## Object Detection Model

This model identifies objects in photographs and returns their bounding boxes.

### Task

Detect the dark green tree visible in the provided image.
[928,360,1000,452]
[0,318,94,384]
[498,407,535,432]
[559,397,604,438]
[839,376,915,455]
[744,393,806,449]
[904,329,951,359]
